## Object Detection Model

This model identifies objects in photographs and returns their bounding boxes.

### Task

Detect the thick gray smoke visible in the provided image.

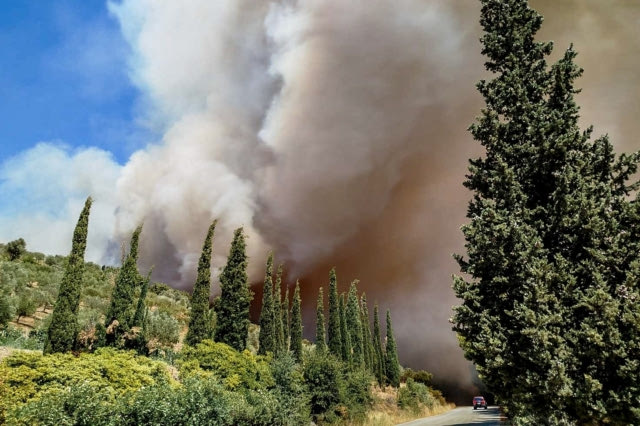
[104,0,640,398]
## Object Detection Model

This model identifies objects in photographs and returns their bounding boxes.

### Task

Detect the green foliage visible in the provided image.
[270,352,311,425]
[105,225,143,347]
[132,270,151,328]
[178,339,273,391]
[453,0,640,424]
[0,347,172,421]
[290,281,303,362]
[397,378,435,414]
[6,238,26,261]
[145,310,180,350]
[282,286,290,352]
[401,368,432,386]
[343,368,374,420]
[185,220,216,346]
[258,253,276,355]
[273,263,285,353]
[339,293,351,363]
[327,268,342,358]
[214,227,252,352]
[15,292,36,322]
[0,327,45,350]
[346,281,364,367]
[44,196,92,354]
[360,293,374,372]
[385,310,400,387]
[303,351,345,421]
[372,304,385,385]
[315,287,326,353]
[0,295,12,329]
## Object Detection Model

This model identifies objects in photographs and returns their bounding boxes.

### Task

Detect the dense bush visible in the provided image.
[145,310,180,351]
[343,369,374,420]
[397,378,436,414]
[270,352,310,425]
[401,368,433,385]
[178,340,273,390]
[303,351,345,421]
[0,347,173,422]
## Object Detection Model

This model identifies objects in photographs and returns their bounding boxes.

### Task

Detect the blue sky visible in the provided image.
[0,0,149,164]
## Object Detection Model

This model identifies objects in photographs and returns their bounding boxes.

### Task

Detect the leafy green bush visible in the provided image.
[397,378,435,413]
[145,310,180,350]
[343,369,374,420]
[303,351,345,421]
[0,295,13,328]
[178,340,273,390]
[401,368,433,385]
[270,352,311,425]
[0,326,44,350]
[0,347,173,422]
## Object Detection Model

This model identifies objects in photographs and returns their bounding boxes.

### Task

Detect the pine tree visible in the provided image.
[339,293,351,363]
[282,286,290,351]
[185,220,217,346]
[327,268,342,358]
[215,227,252,351]
[44,197,92,354]
[273,263,285,353]
[132,269,152,328]
[372,304,385,385]
[385,310,400,387]
[452,0,640,423]
[105,225,143,346]
[360,293,374,372]
[315,287,326,353]
[346,281,363,367]
[258,253,276,355]
[290,281,303,362]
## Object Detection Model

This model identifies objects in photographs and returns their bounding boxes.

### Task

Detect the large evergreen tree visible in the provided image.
[315,287,326,353]
[282,286,290,351]
[44,197,92,354]
[452,0,640,423]
[372,304,385,385]
[258,253,276,355]
[132,270,152,328]
[185,220,217,347]
[290,281,303,362]
[105,225,142,346]
[346,281,364,368]
[327,268,342,358]
[339,293,351,363]
[360,293,374,372]
[273,263,285,353]
[215,227,252,351]
[385,310,400,387]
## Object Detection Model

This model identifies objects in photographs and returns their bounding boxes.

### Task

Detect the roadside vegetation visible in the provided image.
[0,202,449,424]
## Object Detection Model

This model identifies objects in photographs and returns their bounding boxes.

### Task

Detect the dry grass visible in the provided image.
[340,385,454,426]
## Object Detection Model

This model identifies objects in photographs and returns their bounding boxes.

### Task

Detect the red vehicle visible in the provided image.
[473,396,487,410]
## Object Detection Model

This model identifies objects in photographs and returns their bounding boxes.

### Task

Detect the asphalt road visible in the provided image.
[398,407,508,426]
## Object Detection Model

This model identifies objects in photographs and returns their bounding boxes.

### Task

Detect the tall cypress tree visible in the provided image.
[339,293,351,363]
[360,293,374,372]
[282,286,290,351]
[327,268,342,357]
[452,0,640,423]
[385,309,400,387]
[105,225,142,346]
[132,269,152,328]
[215,227,252,351]
[44,197,92,354]
[315,287,326,353]
[346,281,364,367]
[258,253,276,355]
[273,263,285,353]
[290,281,303,362]
[185,220,217,346]
[372,304,385,385]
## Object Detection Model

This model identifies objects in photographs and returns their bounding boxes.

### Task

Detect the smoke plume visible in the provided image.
[102,0,640,399]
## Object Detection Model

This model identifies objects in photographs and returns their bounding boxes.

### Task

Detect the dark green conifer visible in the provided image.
[327,268,342,357]
[185,220,217,347]
[372,304,385,385]
[290,281,303,362]
[273,263,285,353]
[339,293,351,363]
[258,253,276,355]
[452,0,640,423]
[360,293,374,372]
[346,281,364,367]
[282,286,290,351]
[44,197,92,354]
[385,310,400,387]
[105,225,142,346]
[315,287,326,353]
[132,269,152,328]
[214,227,252,351]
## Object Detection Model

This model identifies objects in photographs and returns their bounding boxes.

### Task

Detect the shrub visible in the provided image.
[145,310,180,351]
[401,368,433,385]
[303,351,345,421]
[0,295,13,328]
[343,369,374,420]
[6,239,26,261]
[178,340,273,390]
[270,352,311,425]
[15,292,36,322]
[397,378,435,414]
